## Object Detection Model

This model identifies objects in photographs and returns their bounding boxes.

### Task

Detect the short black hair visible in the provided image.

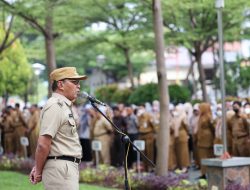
[52,80,58,91]
[233,101,242,107]
[112,106,119,111]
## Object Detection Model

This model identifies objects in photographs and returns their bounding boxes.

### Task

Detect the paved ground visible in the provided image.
[188,166,201,182]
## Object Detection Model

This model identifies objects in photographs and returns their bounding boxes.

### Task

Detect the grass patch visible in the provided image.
[0,171,117,190]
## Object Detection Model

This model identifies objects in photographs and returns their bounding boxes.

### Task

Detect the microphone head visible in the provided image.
[81,91,89,98]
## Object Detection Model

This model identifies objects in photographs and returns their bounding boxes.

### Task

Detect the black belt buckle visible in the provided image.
[73,157,81,164]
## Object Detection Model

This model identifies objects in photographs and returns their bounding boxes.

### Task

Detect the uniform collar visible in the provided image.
[52,93,72,107]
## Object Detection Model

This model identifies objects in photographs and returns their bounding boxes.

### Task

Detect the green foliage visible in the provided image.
[213,59,250,96]
[94,85,132,105]
[169,84,191,105]
[162,0,247,47]
[112,88,132,105]
[128,83,159,105]
[128,83,191,105]
[190,99,203,105]
[95,84,118,104]
[238,64,250,90]
[0,27,32,97]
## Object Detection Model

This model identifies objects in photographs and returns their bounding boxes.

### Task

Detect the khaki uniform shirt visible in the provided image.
[40,93,82,159]
[12,109,26,128]
[93,117,113,137]
[138,112,155,134]
[227,114,249,139]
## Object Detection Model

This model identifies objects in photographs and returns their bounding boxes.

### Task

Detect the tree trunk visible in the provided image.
[196,51,208,102]
[152,0,170,176]
[191,66,198,100]
[123,48,135,89]
[3,92,9,107]
[45,4,56,97]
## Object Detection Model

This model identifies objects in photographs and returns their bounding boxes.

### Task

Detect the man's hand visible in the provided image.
[29,166,42,184]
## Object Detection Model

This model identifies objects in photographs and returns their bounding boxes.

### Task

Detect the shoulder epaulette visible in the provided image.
[57,99,63,107]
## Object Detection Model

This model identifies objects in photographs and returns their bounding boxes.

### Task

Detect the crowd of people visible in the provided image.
[77,99,250,178]
[0,103,40,159]
[1,99,250,179]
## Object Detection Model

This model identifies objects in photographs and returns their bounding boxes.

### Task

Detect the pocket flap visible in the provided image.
[68,118,75,126]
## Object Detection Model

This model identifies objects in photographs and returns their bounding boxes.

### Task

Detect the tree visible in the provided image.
[79,0,154,88]
[0,0,92,95]
[0,15,23,54]
[162,0,249,102]
[0,27,32,104]
[214,59,250,97]
[238,65,250,96]
[152,0,170,175]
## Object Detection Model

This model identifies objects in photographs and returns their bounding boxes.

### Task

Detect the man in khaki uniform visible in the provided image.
[29,67,87,190]
[0,108,15,154]
[227,101,250,157]
[12,103,27,157]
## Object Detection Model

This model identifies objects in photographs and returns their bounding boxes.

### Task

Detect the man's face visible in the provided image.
[232,103,241,113]
[58,79,80,101]
[193,109,199,116]
[113,109,120,117]
[126,108,132,115]
[29,106,35,114]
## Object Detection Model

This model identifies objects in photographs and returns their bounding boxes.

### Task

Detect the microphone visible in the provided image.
[81,92,107,106]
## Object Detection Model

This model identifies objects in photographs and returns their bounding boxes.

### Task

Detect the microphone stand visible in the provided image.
[90,102,155,190]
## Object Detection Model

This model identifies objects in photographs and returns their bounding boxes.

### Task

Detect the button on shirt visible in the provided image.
[39,93,82,159]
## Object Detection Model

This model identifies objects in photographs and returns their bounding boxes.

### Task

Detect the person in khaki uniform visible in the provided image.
[137,105,156,172]
[0,108,15,154]
[91,109,113,165]
[197,103,215,179]
[227,101,250,157]
[27,104,40,159]
[173,104,190,173]
[29,67,87,190]
[12,103,27,157]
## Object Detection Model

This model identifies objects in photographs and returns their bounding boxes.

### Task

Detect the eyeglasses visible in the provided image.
[67,80,80,85]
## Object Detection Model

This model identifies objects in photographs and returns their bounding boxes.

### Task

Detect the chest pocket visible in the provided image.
[60,118,76,136]
[68,117,78,135]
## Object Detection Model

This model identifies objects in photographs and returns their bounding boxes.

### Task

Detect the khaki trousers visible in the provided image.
[42,159,79,190]
[94,134,112,165]
[139,132,155,171]
[4,133,15,154]
[14,126,26,157]
[232,137,249,157]
[197,147,214,175]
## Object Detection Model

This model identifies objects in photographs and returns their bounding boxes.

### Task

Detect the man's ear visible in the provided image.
[57,80,64,90]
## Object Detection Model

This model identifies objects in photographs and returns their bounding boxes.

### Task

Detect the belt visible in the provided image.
[47,155,81,164]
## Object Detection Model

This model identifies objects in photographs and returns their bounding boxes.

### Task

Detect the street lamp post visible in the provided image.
[32,63,45,103]
[215,0,227,152]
